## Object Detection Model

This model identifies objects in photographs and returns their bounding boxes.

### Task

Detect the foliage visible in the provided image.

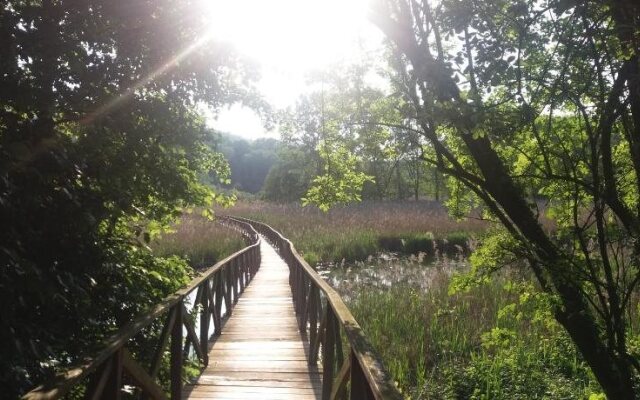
[213,133,280,194]
[303,141,374,211]
[0,0,256,395]
[365,0,640,396]
[262,147,318,202]
[276,62,446,203]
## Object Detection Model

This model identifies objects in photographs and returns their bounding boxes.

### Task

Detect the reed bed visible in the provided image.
[329,257,600,399]
[151,213,245,269]
[220,200,489,264]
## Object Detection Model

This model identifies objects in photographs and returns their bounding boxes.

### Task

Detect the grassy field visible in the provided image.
[218,200,488,264]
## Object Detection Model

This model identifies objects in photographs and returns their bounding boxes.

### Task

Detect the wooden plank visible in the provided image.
[185,392,318,400]
[209,341,307,350]
[185,385,320,394]
[196,371,321,382]
[186,239,321,400]
[191,378,320,388]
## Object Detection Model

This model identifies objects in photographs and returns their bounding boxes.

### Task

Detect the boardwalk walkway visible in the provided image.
[183,238,322,400]
[22,217,402,400]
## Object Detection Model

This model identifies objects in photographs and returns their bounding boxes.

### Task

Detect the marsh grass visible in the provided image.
[220,200,488,264]
[151,213,245,269]
[327,257,601,399]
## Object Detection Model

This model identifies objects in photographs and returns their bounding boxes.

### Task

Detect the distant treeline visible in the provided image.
[212,132,446,202]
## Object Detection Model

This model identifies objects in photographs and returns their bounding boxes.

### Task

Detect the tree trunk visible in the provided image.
[414,159,420,201]
[433,167,440,202]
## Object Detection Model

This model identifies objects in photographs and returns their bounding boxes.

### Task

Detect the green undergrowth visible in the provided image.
[331,262,603,399]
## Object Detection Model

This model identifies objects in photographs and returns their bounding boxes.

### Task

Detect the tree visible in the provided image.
[215,133,280,193]
[370,0,640,397]
[0,0,255,395]
[280,62,438,206]
[263,147,316,202]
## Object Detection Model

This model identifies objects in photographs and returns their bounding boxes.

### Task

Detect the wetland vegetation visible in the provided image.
[158,201,609,399]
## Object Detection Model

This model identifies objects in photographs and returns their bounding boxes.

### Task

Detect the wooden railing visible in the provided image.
[22,217,260,400]
[227,216,403,400]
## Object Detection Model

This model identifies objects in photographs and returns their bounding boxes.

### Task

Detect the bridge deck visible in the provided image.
[183,239,322,400]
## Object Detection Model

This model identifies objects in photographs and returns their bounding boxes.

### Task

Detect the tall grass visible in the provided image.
[220,200,488,263]
[330,258,601,399]
[151,213,245,269]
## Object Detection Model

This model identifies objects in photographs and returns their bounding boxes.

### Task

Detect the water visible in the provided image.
[318,252,468,300]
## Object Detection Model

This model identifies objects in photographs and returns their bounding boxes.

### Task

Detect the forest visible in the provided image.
[2,0,640,399]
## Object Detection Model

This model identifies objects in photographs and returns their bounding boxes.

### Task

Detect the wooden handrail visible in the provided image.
[22,217,261,400]
[226,216,403,400]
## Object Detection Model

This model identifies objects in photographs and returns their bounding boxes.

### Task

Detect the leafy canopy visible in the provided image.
[0,0,257,395]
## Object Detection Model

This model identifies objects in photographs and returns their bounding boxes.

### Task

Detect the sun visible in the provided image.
[197,0,384,138]
[198,0,380,74]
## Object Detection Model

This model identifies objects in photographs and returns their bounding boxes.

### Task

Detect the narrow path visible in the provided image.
[183,238,322,400]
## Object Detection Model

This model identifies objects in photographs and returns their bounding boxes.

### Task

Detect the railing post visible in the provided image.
[299,276,309,331]
[350,350,374,400]
[308,285,318,364]
[107,349,123,400]
[214,273,223,335]
[200,283,210,366]
[223,264,232,315]
[322,306,336,400]
[239,252,246,292]
[170,303,183,400]
[91,349,122,400]
[231,258,238,305]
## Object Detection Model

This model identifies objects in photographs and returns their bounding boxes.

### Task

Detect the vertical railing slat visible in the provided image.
[200,282,210,366]
[170,303,183,400]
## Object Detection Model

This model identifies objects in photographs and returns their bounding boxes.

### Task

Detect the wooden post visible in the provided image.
[84,357,113,400]
[200,282,210,366]
[334,323,343,373]
[322,307,336,400]
[170,303,183,400]
[310,298,326,364]
[239,252,246,292]
[149,308,177,380]
[299,277,309,331]
[308,285,318,364]
[350,351,374,400]
[214,273,223,334]
[223,265,232,316]
[100,349,122,400]
[230,259,238,305]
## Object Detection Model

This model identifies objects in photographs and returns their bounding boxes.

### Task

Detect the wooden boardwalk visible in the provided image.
[22,217,402,400]
[183,239,322,400]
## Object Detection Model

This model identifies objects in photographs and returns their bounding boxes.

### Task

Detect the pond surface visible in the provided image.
[318,252,469,300]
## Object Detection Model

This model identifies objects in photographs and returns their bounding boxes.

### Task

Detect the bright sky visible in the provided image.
[199,0,384,141]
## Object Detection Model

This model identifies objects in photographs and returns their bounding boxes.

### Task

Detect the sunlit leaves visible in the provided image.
[302,141,374,212]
